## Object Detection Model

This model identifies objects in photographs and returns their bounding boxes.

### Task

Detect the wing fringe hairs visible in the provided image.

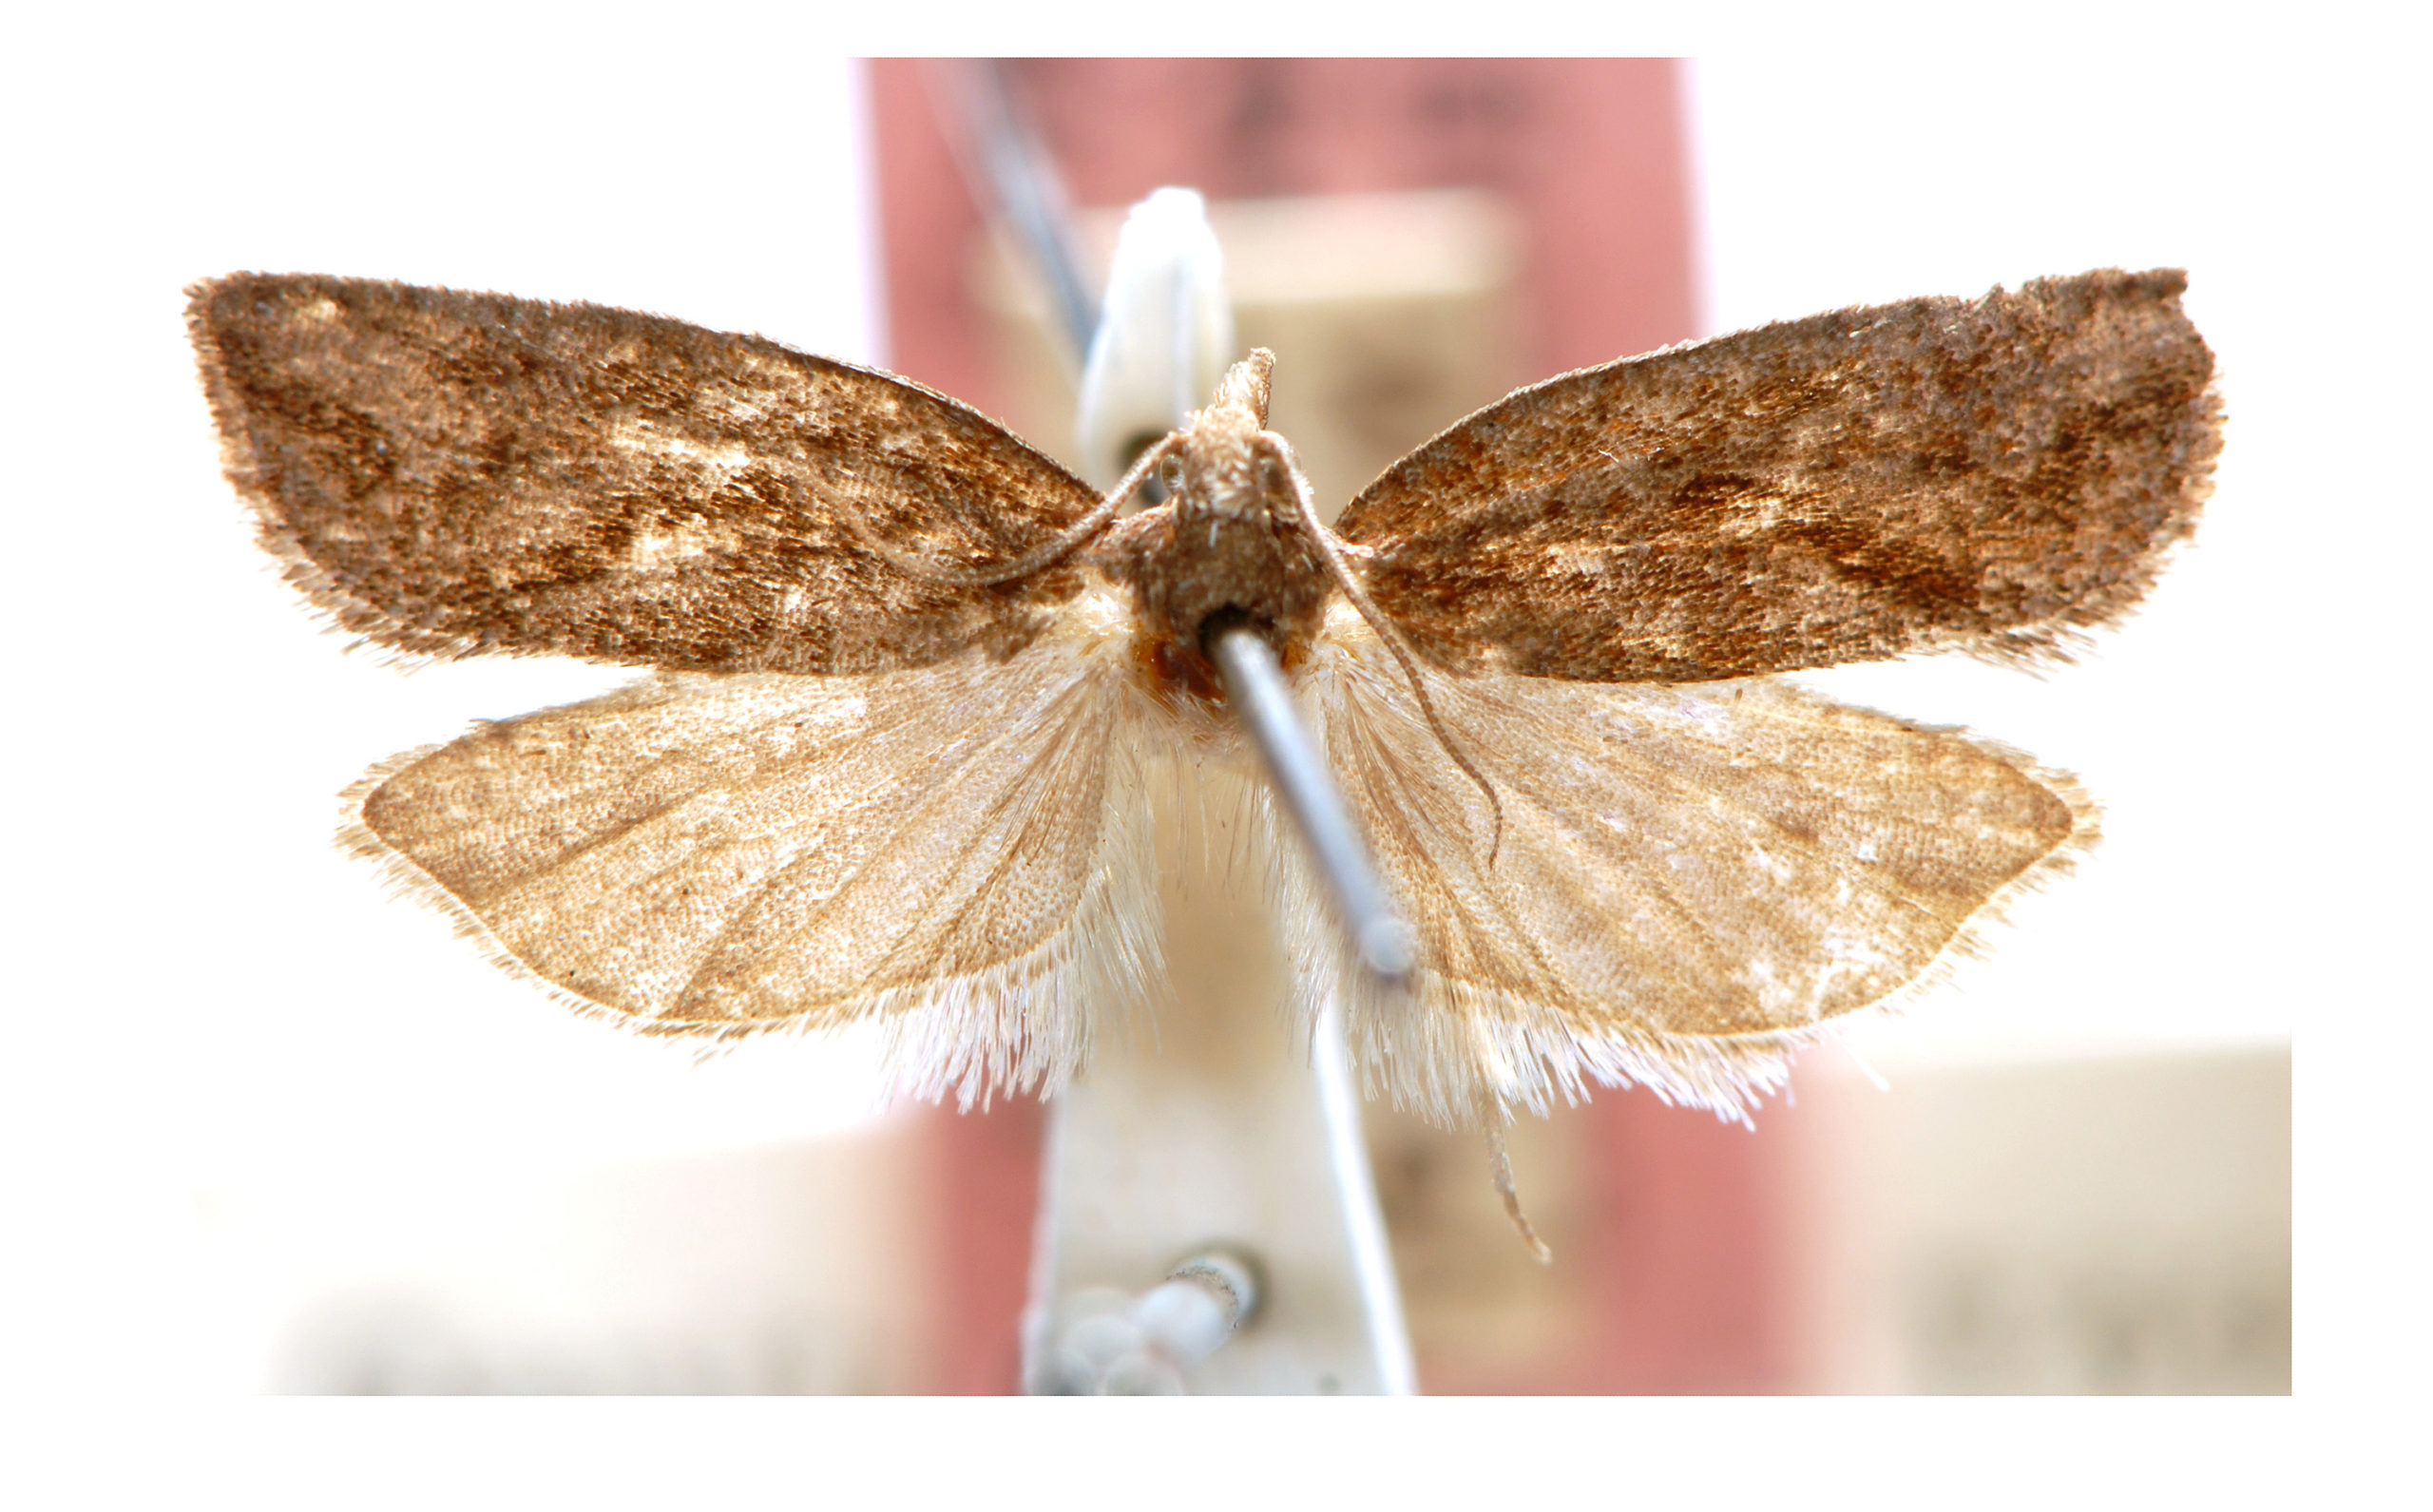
[186,274,1104,679]
[1284,744,2100,1129]
[1279,610,2100,1128]
[335,614,1190,1111]
[198,269,2206,1137]
[336,770,1145,1105]
[1334,270,2223,686]
[1289,809,2098,1128]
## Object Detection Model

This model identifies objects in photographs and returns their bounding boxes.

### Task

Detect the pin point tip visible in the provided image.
[1360,917,1417,984]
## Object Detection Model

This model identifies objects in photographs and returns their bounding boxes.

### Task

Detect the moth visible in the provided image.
[189,269,2219,1135]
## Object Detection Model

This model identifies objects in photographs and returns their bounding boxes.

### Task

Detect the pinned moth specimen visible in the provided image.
[188,269,2219,1138]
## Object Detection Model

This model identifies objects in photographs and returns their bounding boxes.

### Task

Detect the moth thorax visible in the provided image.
[1124,432,1329,703]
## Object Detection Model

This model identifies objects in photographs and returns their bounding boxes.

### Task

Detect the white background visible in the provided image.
[0,6,2418,1503]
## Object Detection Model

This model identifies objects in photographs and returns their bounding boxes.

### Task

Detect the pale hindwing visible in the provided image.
[349,596,1165,1105]
[1283,610,2089,1125]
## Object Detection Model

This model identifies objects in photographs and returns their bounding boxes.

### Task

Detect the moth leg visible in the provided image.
[1486,1119,1554,1264]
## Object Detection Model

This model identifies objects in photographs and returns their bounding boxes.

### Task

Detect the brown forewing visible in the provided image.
[189,273,1100,675]
[1333,269,2221,682]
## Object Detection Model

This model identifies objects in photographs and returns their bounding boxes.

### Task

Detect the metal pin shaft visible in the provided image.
[946,92,1410,990]
[948,61,1100,357]
[1208,625,1415,985]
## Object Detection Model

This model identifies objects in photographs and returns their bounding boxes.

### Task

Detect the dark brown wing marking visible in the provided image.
[189,273,1101,675]
[1333,269,2221,682]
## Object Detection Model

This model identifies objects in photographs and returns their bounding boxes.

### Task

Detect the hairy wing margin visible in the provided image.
[341,607,1163,1107]
[1281,612,2095,1125]
[1335,269,2220,682]
[191,272,1102,676]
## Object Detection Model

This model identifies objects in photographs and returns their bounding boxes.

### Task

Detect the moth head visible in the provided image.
[1166,352,1294,528]
[1163,422,1315,546]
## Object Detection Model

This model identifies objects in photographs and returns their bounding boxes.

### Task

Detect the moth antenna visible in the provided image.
[1486,1119,1553,1264]
[849,432,1180,588]
[1268,434,1506,863]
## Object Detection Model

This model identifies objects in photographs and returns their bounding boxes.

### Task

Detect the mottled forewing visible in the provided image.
[348,606,1160,1102]
[1334,269,2220,681]
[1284,615,2089,1123]
[191,273,1100,674]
